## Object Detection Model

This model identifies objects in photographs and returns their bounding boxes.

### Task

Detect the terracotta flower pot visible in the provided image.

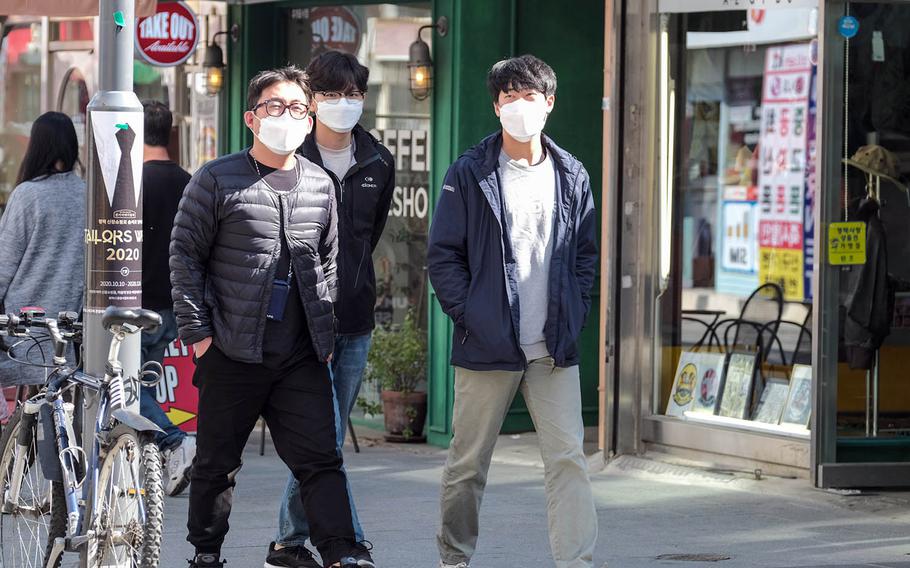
[380,390,427,442]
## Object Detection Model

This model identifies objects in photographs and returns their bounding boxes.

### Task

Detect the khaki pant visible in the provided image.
[437,358,598,568]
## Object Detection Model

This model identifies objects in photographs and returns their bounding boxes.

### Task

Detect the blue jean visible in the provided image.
[276,332,372,546]
[139,308,186,451]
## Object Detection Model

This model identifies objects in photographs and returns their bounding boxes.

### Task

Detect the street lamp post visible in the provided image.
[83,0,144,459]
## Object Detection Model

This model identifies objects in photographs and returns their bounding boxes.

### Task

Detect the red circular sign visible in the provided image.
[135,1,199,67]
[308,7,362,54]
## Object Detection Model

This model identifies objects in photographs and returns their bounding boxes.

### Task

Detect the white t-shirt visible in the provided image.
[317,140,356,182]
[498,149,557,361]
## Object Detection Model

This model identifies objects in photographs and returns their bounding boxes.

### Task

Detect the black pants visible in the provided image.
[187,347,357,565]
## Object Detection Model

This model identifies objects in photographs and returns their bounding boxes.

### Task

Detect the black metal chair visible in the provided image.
[760,305,812,367]
[706,283,784,353]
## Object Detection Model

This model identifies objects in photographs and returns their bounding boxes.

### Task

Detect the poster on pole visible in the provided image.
[757,43,813,302]
[85,111,144,313]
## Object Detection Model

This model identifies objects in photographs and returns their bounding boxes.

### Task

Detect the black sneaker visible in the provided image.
[189,552,225,567]
[338,541,376,568]
[264,541,321,568]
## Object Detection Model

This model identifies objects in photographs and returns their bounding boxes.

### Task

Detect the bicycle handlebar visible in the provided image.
[0,309,83,366]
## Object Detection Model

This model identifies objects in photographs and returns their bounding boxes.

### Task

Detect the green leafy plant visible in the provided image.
[357,312,427,416]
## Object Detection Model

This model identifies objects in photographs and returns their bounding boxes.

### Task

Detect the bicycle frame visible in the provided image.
[57,325,148,540]
[0,309,162,567]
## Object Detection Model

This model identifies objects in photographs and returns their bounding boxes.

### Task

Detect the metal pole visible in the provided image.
[83,0,143,473]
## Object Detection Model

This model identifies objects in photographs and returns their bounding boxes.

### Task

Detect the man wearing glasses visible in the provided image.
[265,50,394,568]
[171,66,375,568]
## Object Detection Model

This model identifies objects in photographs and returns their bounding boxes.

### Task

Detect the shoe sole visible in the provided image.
[166,466,192,497]
[264,561,320,568]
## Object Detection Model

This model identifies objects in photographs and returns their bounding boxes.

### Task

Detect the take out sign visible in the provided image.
[136,1,199,67]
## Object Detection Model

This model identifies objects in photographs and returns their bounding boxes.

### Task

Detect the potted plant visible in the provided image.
[358,312,427,442]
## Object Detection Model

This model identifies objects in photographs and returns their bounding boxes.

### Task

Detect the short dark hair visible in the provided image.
[305,50,369,93]
[486,54,557,101]
[142,100,172,147]
[16,112,79,186]
[247,65,313,111]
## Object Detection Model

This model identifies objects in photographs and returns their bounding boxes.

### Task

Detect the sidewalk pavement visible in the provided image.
[160,428,910,568]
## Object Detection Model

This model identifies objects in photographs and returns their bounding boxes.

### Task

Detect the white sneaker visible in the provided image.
[163,435,196,496]
[439,562,469,568]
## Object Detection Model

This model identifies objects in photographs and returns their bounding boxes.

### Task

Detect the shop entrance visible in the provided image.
[608,0,910,486]
[815,0,910,487]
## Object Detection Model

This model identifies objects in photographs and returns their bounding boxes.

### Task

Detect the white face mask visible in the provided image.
[317,98,364,133]
[254,112,310,155]
[498,97,549,142]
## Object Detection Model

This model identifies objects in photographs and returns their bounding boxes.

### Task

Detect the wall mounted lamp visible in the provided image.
[408,16,447,101]
[203,23,240,96]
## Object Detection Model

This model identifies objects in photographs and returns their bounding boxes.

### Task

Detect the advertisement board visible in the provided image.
[757,43,814,301]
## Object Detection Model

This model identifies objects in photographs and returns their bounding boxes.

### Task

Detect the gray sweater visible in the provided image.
[498,150,557,361]
[0,171,85,385]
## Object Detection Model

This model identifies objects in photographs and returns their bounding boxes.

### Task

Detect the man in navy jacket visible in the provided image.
[428,55,599,568]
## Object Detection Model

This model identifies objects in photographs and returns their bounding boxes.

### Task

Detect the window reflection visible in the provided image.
[58,67,90,164]
[0,23,42,210]
[286,3,432,329]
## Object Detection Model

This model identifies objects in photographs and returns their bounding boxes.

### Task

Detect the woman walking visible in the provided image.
[0,111,85,387]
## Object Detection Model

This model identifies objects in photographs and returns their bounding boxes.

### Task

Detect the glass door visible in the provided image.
[816,1,910,487]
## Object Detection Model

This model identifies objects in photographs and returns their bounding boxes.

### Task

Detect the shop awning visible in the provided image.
[0,0,156,17]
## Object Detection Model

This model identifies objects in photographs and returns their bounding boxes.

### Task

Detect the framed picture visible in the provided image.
[753,378,790,424]
[691,359,726,415]
[718,352,757,420]
[667,351,727,417]
[781,364,813,428]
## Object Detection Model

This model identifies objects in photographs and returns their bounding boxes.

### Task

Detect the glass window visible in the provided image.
[655,7,818,431]
[285,3,432,421]
[0,23,42,211]
[133,60,171,104]
[50,19,93,42]
[286,3,432,330]
[58,67,90,163]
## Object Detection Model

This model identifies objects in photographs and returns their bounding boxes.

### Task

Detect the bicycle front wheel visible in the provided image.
[84,425,163,568]
[0,406,54,568]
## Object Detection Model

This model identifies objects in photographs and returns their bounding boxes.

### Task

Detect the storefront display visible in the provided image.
[608,1,910,486]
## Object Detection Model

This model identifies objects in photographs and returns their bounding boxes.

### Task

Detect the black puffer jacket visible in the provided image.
[299,125,395,335]
[169,150,338,363]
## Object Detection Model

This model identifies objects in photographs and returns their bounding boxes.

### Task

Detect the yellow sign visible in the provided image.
[828,222,866,266]
[165,407,197,427]
[759,247,804,302]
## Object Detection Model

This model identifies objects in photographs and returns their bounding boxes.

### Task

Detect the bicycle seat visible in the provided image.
[101,307,162,333]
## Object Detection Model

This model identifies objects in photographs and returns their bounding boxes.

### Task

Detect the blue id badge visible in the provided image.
[266,279,291,321]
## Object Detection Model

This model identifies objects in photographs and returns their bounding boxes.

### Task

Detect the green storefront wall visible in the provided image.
[221,0,604,448]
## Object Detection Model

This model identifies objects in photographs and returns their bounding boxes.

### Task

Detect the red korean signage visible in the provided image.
[135,1,199,67]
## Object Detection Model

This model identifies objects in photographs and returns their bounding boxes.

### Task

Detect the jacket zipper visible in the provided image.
[353,241,367,289]
[461,329,470,345]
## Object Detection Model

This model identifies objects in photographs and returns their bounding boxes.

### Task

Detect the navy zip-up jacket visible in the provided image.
[428,132,598,371]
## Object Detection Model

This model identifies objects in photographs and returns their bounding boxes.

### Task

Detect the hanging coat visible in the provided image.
[844,198,895,369]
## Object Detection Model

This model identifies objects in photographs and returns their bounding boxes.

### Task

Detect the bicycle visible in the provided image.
[0,306,165,568]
